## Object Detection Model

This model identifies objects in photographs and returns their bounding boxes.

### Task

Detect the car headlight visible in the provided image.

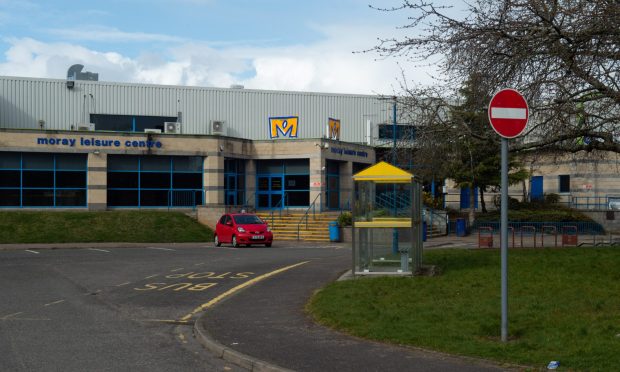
[266,226,271,232]
[237,227,246,233]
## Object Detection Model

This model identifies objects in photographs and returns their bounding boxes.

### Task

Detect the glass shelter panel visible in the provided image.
[352,162,422,276]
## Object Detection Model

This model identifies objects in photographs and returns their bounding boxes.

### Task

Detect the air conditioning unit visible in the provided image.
[77,123,95,131]
[164,122,181,134]
[211,120,226,135]
[144,128,162,134]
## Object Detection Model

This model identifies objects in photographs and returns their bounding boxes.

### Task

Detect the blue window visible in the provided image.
[378,124,416,141]
[90,114,177,132]
[256,159,309,209]
[0,152,87,208]
[107,155,203,207]
[559,175,570,193]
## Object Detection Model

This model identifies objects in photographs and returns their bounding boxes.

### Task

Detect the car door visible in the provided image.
[216,215,226,242]
[221,215,234,242]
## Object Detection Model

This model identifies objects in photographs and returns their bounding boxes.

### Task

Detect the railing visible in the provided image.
[296,192,322,240]
[570,195,620,210]
[472,221,604,235]
[167,190,197,210]
[241,191,256,213]
[269,193,288,226]
[424,208,448,235]
[375,192,410,217]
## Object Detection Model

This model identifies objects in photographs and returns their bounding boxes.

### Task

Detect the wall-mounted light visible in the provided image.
[66,80,75,89]
[93,150,100,155]
[315,142,329,150]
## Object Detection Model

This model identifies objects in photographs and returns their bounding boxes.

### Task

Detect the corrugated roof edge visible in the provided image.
[0,75,393,99]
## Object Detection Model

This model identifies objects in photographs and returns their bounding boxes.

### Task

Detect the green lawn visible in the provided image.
[308,248,620,371]
[0,211,213,243]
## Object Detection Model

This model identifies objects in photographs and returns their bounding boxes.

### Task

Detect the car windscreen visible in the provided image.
[233,215,264,224]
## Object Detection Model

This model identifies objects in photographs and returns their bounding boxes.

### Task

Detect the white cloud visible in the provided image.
[0,21,438,95]
[47,26,185,43]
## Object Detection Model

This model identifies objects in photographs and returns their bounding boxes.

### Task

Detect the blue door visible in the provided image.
[460,187,479,209]
[256,175,284,209]
[225,175,237,205]
[531,176,543,201]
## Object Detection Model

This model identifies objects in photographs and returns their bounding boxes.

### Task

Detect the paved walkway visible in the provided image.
[194,240,520,372]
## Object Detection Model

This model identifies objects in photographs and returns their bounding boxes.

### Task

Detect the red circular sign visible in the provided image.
[488,89,529,138]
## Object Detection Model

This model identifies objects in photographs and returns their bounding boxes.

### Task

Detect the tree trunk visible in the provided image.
[468,187,475,225]
[480,188,487,213]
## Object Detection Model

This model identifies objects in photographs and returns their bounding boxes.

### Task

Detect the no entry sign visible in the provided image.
[488,89,529,138]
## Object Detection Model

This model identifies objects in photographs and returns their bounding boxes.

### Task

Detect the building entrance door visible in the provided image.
[256,175,284,209]
[225,174,237,205]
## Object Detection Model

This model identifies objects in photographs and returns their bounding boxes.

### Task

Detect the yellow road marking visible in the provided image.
[44,299,65,307]
[144,274,159,279]
[1,312,23,320]
[170,268,184,272]
[139,319,192,325]
[180,261,310,321]
[116,282,131,287]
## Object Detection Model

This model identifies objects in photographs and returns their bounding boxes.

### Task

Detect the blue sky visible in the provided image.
[0,0,444,94]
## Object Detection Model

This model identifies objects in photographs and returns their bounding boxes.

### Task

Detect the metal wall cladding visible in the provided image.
[0,76,394,143]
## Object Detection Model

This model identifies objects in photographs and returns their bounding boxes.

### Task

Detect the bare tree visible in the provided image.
[371,0,620,154]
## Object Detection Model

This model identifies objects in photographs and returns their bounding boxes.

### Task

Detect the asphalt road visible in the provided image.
[0,243,341,372]
[1,241,511,372]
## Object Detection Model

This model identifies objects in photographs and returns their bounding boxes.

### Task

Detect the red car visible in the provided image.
[214,213,273,247]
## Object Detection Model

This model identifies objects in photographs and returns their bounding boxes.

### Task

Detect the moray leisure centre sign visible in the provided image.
[488,89,529,138]
[36,136,163,149]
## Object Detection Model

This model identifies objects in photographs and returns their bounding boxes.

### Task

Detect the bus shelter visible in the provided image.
[352,161,423,276]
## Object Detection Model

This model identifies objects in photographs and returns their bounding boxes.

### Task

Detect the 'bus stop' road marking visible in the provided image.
[179,260,310,322]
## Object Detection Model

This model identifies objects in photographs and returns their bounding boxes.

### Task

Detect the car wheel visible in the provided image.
[232,235,239,248]
[265,243,272,247]
[214,235,221,247]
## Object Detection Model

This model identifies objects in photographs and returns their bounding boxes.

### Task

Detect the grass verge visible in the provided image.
[0,211,213,243]
[308,248,620,371]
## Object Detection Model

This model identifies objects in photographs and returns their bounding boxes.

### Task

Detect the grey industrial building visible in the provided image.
[0,74,396,212]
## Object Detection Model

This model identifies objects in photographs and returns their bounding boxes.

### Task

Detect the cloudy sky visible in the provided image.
[0,0,450,95]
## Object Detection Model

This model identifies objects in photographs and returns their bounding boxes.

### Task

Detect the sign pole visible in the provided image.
[500,137,509,342]
[489,88,528,343]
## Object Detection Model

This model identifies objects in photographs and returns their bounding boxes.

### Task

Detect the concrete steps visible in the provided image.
[257,211,340,242]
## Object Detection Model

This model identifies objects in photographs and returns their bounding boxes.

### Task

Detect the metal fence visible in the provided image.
[168,190,198,210]
[472,221,605,235]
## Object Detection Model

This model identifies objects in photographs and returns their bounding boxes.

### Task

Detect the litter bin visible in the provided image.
[329,222,341,242]
[456,218,466,237]
[422,221,427,242]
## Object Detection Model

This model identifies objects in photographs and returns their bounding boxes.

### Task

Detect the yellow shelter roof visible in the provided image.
[352,161,413,183]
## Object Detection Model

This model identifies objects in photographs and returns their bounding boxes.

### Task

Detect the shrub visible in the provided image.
[338,211,352,226]
[544,192,561,204]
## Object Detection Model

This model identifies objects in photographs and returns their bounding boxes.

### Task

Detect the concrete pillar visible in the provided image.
[87,152,107,211]
[205,154,224,205]
[310,156,325,211]
[245,159,256,208]
[340,161,354,210]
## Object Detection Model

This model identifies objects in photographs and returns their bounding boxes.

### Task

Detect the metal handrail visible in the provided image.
[269,193,288,226]
[296,192,322,240]
[241,191,256,213]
